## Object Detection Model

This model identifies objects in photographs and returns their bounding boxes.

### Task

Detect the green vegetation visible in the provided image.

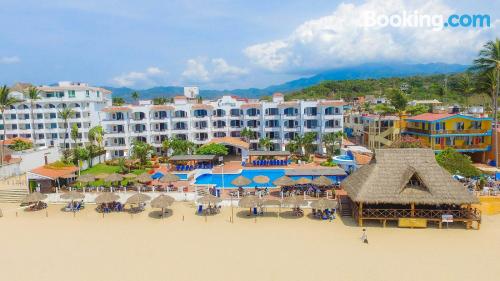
[0,85,20,165]
[24,86,41,149]
[112,97,125,106]
[258,137,272,151]
[196,143,228,156]
[8,139,33,151]
[435,148,480,177]
[171,138,196,155]
[131,140,154,166]
[322,132,344,157]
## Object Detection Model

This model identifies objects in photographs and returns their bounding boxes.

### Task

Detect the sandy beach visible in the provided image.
[1,202,499,281]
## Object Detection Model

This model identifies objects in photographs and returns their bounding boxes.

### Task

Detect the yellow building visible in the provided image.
[404,113,492,160]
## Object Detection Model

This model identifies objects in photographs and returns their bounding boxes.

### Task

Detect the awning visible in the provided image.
[169,155,217,161]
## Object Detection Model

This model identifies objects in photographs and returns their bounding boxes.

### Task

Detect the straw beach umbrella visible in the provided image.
[95,192,120,204]
[126,193,151,205]
[310,198,338,210]
[60,190,85,201]
[231,175,251,187]
[198,194,222,205]
[262,199,282,217]
[294,177,312,185]
[104,173,124,182]
[159,173,180,183]
[77,174,95,183]
[273,176,294,186]
[136,173,153,183]
[150,194,175,218]
[253,175,270,185]
[312,176,333,187]
[123,173,137,180]
[282,195,306,207]
[238,195,263,208]
[21,192,47,204]
[94,173,109,180]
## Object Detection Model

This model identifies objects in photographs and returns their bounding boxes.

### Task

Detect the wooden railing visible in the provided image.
[356,207,481,221]
[405,128,488,135]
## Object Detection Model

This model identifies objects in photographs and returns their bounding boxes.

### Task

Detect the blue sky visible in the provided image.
[0,0,498,90]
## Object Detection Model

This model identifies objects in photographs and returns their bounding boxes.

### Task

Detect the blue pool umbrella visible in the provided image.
[151,172,164,180]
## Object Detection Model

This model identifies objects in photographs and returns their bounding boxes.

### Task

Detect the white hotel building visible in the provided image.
[102,90,344,159]
[3,82,111,148]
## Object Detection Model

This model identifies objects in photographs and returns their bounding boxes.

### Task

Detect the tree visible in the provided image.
[0,85,19,166]
[161,137,172,158]
[322,131,343,157]
[88,125,104,163]
[170,138,195,155]
[131,91,140,103]
[406,104,430,116]
[112,97,125,106]
[289,132,317,157]
[471,38,500,167]
[153,97,168,105]
[131,140,153,166]
[73,146,90,166]
[240,127,253,143]
[456,72,475,106]
[196,143,229,156]
[388,89,408,137]
[436,148,480,177]
[58,107,75,150]
[258,137,272,151]
[71,123,79,146]
[8,139,32,151]
[24,86,41,149]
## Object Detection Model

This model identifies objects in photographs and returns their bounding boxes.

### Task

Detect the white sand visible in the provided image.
[1,202,499,281]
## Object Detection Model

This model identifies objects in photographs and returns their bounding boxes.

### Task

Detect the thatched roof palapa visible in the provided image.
[22,192,47,204]
[272,176,294,186]
[126,193,151,205]
[198,194,222,205]
[231,176,251,187]
[159,173,180,183]
[151,194,175,208]
[310,199,338,209]
[312,176,333,186]
[341,149,479,205]
[60,190,85,200]
[95,193,120,204]
[253,175,270,184]
[136,173,153,183]
[77,174,96,183]
[238,195,263,208]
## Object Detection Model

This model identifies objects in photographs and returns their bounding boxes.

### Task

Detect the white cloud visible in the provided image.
[182,58,248,83]
[0,56,20,64]
[244,0,498,73]
[112,66,166,87]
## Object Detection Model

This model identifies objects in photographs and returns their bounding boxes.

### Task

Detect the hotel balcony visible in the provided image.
[282,115,299,120]
[432,144,491,152]
[405,128,491,136]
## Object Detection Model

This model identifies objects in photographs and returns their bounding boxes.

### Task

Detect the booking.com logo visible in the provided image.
[363,11,491,31]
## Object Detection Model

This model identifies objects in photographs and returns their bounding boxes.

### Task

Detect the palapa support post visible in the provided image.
[411,203,415,217]
[358,202,363,227]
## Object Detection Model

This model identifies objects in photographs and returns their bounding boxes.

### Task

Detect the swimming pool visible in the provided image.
[173,173,189,180]
[194,169,343,188]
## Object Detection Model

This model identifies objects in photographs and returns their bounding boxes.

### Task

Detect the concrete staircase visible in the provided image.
[0,188,29,203]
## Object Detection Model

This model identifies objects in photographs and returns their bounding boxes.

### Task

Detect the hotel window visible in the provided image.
[283,107,298,116]
[266,132,280,139]
[174,110,187,118]
[230,120,242,128]
[324,107,338,115]
[213,109,225,117]
[213,120,226,128]
[304,107,317,116]
[230,109,241,117]
[12,124,17,129]
[265,108,279,116]
[266,120,279,128]
[97,91,100,97]
[455,122,464,131]
[36,113,43,119]
[85,90,90,98]
[37,124,43,129]
[471,121,481,129]
[305,120,318,129]
[214,132,226,138]
[195,121,207,129]
[51,123,57,129]
[246,108,260,116]
[247,120,260,128]
[68,90,76,98]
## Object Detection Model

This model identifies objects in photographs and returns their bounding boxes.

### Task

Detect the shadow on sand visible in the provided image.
[148,209,174,219]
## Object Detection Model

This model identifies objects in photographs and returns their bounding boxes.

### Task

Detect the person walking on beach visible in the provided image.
[361,228,368,244]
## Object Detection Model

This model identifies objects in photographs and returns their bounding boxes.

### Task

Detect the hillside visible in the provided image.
[105,63,469,101]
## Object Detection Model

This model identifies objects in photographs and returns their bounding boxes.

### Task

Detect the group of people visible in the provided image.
[28,201,47,211]
[281,185,335,198]
[98,202,124,213]
[64,201,85,212]
[312,208,335,221]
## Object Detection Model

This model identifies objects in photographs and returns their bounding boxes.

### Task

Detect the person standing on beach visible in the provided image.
[361,228,368,244]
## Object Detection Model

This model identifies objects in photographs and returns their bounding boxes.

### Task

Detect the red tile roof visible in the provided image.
[29,165,79,180]
[102,106,131,112]
[407,113,455,121]
[0,137,32,146]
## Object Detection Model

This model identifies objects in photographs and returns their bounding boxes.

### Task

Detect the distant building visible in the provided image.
[344,113,401,150]
[403,113,492,161]
[4,82,111,149]
[408,99,441,107]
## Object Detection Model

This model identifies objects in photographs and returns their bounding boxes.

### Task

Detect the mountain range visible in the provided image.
[104,63,468,100]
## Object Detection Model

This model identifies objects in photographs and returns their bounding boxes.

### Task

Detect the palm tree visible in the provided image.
[472,38,500,167]
[171,138,195,155]
[457,72,475,107]
[131,91,140,104]
[24,86,41,150]
[240,127,253,143]
[88,125,104,163]
[290,132,317,158]
[388,89,408,138]
[258,137,272,151]
[58,107,75,150]
[161,137,172,158]
[322,131,344,157]
[0,85,19,165]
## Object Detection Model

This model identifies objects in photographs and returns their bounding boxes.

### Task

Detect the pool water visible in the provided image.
[173,173,189,180]
[194,169,343,188]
